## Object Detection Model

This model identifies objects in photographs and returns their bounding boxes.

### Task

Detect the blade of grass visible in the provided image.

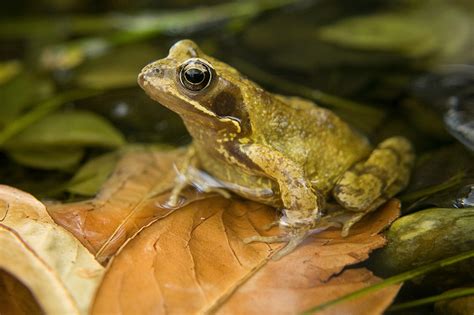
[300,249,474,314]
[399,171,465,203]
[0,89,100,146]
[388,287,474,311]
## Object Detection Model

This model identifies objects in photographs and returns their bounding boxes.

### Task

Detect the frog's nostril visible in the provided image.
[146,67,161,77]
[138,67,162,88]
[144,67,162,79]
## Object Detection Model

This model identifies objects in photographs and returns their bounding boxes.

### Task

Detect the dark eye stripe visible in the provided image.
[179,59,213,91]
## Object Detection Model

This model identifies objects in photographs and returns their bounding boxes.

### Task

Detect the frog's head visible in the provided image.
[138,39,250,135]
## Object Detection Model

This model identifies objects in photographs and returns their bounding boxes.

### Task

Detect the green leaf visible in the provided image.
[3,110,125,150]
[316,1,473,61]
[66,152,119,196]
[75,43,163,90]
[8,147,84,170]
[0,72,53,127]
[0,60,22,85]
[40,0,304,70]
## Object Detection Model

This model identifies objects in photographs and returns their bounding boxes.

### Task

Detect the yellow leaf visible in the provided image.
[0,185,104,314]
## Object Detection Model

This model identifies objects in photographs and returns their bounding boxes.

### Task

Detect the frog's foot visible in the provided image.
[261,220,280,231]
[332,136,415,237]
[244,229,309,260]
[244,220,340,260]
[340,212,365,237]
[186,167,231,198]
[167,167,189,207]
[168,158,232,207]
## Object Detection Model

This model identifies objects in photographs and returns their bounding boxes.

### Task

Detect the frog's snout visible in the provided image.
[137,65,162,89]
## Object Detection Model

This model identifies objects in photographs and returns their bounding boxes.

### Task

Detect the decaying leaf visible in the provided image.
[0,185,104,315]
[47,147,209,263]
[91,197,401,315]
[44,147,402,314]
[0,268,44,315]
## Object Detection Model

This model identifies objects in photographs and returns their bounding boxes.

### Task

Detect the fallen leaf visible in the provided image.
[0,268,44,315]
[46,146,401,314]
[91,197,401,315]
[47,147,209,263]
[0,185,104,315]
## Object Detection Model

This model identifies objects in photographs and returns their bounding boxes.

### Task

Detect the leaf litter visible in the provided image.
[2,146,402,314]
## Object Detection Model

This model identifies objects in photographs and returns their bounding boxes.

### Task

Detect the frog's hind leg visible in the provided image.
[332,136,415,236]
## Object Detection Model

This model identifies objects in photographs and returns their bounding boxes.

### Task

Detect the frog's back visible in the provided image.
[250,93,372,194]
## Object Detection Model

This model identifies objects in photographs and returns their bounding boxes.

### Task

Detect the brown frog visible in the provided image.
[138,40,415,259]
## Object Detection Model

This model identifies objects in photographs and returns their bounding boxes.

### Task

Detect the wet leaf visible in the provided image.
[316,1,473,61]
[90,199,401,314]
[66,152,120,196]
[372,207,474,281]
[47,147,206,263]
[0,185,104,314]
[401,144,474,211]
[8,146,85,170]
[75,44,164,90]
[410,66,474,151]
[3,110,125,150]
[0,72,53,127]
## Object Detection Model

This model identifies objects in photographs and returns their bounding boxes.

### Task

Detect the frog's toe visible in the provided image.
[262,220,280,231]
[243,228,311,260]
[340,212,366,237]
[271,232,307,260]
[243,234,291,244]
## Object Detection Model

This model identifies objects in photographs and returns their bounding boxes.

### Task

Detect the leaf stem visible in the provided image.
[300,249,474,314]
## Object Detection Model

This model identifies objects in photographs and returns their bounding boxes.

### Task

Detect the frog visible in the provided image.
[138,39,415,259]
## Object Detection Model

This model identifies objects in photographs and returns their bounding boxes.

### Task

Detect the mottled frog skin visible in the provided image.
[138,40,415,258]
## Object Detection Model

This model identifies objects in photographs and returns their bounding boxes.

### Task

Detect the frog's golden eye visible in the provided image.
[179,59,213,92]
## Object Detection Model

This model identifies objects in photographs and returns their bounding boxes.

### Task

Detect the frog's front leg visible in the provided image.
[239,144,324,258]
[332,136,415,236]
[168,145,231,207]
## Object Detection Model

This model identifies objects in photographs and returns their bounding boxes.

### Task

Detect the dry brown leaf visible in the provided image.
[0,185,104,315]
[0,267,44,315]
[47,147,208,263]
[91,197,401,315]
[44,147,401,314]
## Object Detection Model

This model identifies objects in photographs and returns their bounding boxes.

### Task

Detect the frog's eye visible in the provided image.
[179,59,213,92]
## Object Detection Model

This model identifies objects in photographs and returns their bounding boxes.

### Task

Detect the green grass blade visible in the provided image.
[388,287,474,311]
[300,249,474,314]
